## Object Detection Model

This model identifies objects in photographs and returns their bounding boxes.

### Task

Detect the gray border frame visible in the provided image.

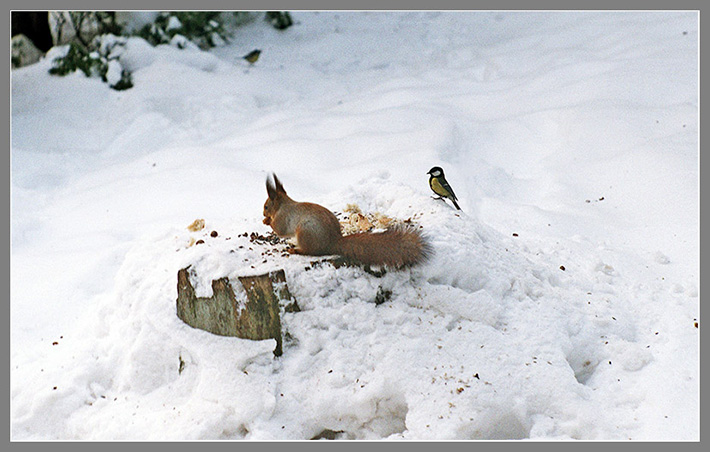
[4,1,705,451]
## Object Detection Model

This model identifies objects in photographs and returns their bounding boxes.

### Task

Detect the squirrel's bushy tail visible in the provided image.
[334,226,432,267]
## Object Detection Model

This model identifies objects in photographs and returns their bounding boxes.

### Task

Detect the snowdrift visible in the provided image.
[12,176,688,440]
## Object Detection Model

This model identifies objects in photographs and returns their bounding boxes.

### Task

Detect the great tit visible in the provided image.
[243,49,261,64]
[427,166,461,210]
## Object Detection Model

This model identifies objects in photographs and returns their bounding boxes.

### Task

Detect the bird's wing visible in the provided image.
[441,179,458,200]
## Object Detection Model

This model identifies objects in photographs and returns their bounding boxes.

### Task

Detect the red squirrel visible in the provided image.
[262,174,431,267]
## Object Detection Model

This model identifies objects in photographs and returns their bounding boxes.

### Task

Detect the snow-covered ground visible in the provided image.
[10,11,698,440]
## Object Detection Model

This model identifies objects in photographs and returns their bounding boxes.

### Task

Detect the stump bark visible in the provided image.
[176,268,298,356]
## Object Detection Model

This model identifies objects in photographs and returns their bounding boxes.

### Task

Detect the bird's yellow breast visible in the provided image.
[430,177,450,197]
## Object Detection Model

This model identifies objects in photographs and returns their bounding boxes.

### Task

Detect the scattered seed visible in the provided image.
[187,219,205,231]
[210,230,218,237]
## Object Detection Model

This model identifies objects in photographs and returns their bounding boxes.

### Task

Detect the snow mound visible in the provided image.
[11,176,681,440]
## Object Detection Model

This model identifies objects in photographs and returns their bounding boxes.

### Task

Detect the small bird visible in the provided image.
[427,166,461,210]
[242,49,261,64]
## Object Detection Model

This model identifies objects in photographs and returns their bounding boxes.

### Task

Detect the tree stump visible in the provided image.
[176,268,298,356]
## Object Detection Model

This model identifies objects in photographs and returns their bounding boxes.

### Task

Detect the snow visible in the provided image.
[10,11,698,441]
[166,16,182,31]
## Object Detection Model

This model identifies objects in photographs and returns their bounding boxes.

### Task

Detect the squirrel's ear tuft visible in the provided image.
[266,173,286,199]
[266,174,277,199]
[272,173,286,195]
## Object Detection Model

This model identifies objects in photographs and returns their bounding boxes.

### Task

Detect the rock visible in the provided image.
[12,34,43,68]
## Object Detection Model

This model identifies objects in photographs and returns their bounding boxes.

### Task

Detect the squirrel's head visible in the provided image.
[264,173,287,218]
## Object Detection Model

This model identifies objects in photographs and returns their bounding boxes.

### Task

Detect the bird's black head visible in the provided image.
[427,166,444,177]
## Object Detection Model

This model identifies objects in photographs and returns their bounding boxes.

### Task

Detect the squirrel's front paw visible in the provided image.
[263,216,271,225]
